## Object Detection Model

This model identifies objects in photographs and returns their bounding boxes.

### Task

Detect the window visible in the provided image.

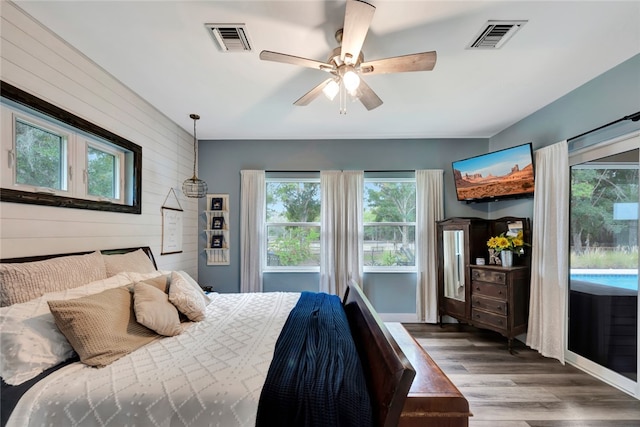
[0,81,141,213]
[363,177,416,270]
[14,117,69,192]
[265,178,321,269]
[86,142,124,202]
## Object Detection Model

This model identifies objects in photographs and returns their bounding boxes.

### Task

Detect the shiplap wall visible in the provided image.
[0,2,199,277]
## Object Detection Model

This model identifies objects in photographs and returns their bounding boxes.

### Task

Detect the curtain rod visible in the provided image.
[567,111,640,142]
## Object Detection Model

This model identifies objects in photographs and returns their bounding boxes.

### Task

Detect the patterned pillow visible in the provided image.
[0,273,133,385]
[168,271,210,322]
[0,251,107,307]
[133,281,182,337]
[48,286,160,367]
[103,249,156,277]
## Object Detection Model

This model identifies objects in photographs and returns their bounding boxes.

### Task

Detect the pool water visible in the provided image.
[570,274,638,291]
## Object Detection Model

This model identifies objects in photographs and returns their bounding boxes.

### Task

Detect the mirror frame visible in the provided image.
[0,81,142,214]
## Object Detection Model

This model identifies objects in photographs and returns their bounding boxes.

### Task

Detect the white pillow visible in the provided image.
[176,270,212,305]
[0,272,133,385]
[168,271,210,322]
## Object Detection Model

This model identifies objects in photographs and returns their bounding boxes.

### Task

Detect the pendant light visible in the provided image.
[182,113,208,198]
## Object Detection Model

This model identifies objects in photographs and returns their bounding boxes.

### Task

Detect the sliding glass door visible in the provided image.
[568,133,639,396]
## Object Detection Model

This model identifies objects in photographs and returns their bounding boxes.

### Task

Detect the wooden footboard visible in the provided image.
[344,281,470,427]
[387,323,471,427]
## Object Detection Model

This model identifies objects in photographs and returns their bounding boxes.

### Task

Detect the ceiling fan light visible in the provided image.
[323,79,340,101]
[343,70,360,92]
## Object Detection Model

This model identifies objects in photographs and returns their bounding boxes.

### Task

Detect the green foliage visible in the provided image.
[271,182,320,222]
[15,120,64,189]
[570,247,638,269]
[364,182,416,245]
[570,167,638,253]
[87,146,116,198]
[271,227,319,266]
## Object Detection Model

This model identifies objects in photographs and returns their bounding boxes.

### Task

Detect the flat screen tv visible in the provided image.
[452,142,535,203]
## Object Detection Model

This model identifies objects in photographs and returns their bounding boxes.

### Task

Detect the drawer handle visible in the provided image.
[498,291,503,295]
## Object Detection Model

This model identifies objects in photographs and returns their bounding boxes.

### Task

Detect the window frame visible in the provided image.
[0,81,142,214]
[264,176,321,272]
[363,176,417,273]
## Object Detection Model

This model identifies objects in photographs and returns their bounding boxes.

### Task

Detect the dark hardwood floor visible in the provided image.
[404,323,640,427]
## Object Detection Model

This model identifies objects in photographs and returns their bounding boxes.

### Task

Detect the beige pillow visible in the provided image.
[0,251,107,307]
[168,271,208,322]
[139,274,170,293]
[103,249,156,277]
[48,286,159,367]
[133,281,182,336]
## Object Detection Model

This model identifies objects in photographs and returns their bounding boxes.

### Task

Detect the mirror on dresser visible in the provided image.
[442,230,466,302]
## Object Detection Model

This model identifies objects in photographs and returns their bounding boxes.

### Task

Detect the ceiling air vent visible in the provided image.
[468,20,527,49]
[206,24,252,52]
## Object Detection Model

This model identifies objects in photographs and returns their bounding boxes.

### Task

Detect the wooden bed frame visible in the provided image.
[1,248,470,427]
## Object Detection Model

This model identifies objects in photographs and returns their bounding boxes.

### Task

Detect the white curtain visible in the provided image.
[415,170,444,323]
[320,170,363,296]
[240,170,265,293]
[526,141,569,363]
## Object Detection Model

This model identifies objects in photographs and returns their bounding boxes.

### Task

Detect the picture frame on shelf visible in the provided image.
[211,216,225,229]
[211,235,224,248]
[210,197,223,210]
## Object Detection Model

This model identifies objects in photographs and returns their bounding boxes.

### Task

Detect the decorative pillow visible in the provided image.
[0,273,133,385]
[138,274,170,293]
[168,271,209,322]
[103,249,156,277]
[176,270,212,305]
[48,286,159,367]
[122,270,169,284]
[133,281,182,336]
[0,251,107,307]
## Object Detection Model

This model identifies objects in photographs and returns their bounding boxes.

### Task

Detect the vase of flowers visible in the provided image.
[486,231,527,267]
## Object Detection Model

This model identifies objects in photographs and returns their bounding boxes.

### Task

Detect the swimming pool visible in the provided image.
[570,273,638,291]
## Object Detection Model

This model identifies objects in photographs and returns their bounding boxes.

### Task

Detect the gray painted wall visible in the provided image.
[197,138,488,305]
[197,53,639,314]
[488,53,640,220]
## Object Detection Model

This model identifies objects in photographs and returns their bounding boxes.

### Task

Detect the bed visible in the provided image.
[1,246,469,427]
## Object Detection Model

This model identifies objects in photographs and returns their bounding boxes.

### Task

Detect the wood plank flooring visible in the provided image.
[404,323,640,427]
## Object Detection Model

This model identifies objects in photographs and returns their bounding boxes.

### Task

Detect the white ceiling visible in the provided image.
[13,1,640,140]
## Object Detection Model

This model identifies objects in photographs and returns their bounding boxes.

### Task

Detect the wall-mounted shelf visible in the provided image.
[204,194,229,265]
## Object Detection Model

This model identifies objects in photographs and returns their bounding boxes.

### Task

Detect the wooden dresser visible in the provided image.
[470,265,530,352]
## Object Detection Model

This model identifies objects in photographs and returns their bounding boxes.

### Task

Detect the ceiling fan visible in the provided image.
[259,0,437,113]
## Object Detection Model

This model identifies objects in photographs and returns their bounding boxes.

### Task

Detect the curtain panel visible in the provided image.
[240,170,265,293]
[320,171,363,296]
[526,141,569,363]
[415,170,444,323]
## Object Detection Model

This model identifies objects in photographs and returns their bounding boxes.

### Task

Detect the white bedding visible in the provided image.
[8,291,300,427]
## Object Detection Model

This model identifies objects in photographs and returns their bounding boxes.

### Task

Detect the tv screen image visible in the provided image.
[452,143,535,202]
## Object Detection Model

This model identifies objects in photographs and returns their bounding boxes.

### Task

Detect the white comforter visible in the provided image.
[8,292,300,427]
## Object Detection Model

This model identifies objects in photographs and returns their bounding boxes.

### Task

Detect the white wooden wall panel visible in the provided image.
[0,2,198,278]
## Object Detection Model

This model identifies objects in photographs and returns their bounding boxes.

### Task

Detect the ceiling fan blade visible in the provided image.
[356,78,383,111]
[293,78,334,106]
[260,50,334,72]
[360,51,437,75]
[340,0,376,65]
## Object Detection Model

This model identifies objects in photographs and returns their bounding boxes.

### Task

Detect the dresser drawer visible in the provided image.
[472,308,508,329]
[472,294,508,315]
[472,268,506,285]
[473,281,507,300]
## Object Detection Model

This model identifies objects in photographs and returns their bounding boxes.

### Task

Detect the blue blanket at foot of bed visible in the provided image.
[256,291,373,427]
